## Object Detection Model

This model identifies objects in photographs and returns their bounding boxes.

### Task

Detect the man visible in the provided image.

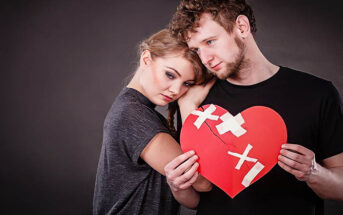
[164,0,343,214]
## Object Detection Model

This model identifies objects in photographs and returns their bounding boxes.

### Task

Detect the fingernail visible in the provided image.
[189,150,195,155]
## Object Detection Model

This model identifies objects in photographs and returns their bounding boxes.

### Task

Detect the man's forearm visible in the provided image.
[307,165,343,201]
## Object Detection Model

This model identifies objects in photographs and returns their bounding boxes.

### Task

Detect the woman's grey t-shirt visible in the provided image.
[93,88,179,215]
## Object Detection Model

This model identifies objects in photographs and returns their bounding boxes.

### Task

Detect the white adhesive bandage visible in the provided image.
[241,162,265,187]
[228,144,257,170]
[216,112,246,137]
[191,104,219,129]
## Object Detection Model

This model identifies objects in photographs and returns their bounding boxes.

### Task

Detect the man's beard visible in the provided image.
[215,36,247,80]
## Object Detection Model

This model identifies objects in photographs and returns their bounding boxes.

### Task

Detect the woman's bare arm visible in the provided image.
[140,133,203,208]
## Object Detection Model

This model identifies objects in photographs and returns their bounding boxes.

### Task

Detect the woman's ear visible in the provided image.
[140,50,153,66]
[235,15,250,39]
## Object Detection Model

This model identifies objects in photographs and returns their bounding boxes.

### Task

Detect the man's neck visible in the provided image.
[226,38,279,86]
[226,61,279,86]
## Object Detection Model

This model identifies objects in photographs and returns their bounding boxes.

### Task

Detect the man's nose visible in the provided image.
[200,48,214,66]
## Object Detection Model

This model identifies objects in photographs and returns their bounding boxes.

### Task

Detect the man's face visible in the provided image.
[187,13,246,80]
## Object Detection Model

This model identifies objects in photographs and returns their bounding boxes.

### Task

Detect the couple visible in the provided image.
[94,0,343,214]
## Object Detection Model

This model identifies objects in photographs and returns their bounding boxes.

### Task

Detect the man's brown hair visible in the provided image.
[169,0,257,42]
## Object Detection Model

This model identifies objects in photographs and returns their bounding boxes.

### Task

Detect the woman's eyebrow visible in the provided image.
[166,66,181,77]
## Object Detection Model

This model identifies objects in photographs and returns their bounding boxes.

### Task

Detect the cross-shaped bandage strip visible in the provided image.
[191,104,219,129]
[228,144,265,187]
[228,144,257,170]
[216,112,246,137]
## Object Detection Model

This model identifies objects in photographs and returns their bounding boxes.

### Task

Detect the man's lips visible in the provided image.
[161,94,173,102]
[210,62,222,71]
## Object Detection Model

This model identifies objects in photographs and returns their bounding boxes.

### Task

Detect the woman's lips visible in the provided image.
[161,94,172,102]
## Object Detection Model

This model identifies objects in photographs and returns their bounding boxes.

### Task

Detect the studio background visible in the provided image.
[1,0,343,214]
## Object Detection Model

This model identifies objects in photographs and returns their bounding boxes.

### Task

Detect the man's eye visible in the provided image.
[207,40,214,45]
[165,71,175,79]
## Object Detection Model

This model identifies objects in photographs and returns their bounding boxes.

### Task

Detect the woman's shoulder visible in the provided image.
[105,88,162,129]
[117,88,156,116]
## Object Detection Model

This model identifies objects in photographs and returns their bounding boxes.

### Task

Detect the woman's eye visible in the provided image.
[184,82,194,87]
[193,48,200,53]
[165,71,175,79]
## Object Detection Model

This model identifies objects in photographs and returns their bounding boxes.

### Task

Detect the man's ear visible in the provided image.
[235,15,250,39]
[140,50,153,66]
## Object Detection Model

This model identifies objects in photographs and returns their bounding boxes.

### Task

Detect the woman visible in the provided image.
[93,29,213,215]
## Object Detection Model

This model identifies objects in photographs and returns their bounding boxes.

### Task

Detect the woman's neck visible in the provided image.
[127,68,146,96]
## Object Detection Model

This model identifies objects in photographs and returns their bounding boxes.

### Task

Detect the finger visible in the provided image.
[278,154,311,173]
[282,144,314,159]
[172,154,198,177]
[170,162,198,189]
[174,162,199,185]
[164,150,195,171]
[279,149,312,166]
[278,161,309,180]
[179,171,199,190]
[166,154,198,180]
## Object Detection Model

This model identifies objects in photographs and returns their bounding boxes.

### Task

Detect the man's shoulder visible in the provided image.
[281,66,331,85]
[280,66,333,92]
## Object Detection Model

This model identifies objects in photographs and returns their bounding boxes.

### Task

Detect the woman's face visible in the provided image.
[141,52,196,106]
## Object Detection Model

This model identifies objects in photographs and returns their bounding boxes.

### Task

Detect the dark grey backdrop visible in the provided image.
[1,0,343,214]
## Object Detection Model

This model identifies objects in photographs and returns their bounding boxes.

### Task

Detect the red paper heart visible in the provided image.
[181,105,287,198]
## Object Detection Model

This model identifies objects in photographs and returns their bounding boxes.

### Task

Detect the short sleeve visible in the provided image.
[105,102,171,165]
[317,82,343,160]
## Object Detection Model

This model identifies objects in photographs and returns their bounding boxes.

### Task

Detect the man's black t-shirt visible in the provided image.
[197,67,343,215]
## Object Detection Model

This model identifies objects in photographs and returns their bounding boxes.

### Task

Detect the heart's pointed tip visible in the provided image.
[227,192,237,199]
[222,188,239,199]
